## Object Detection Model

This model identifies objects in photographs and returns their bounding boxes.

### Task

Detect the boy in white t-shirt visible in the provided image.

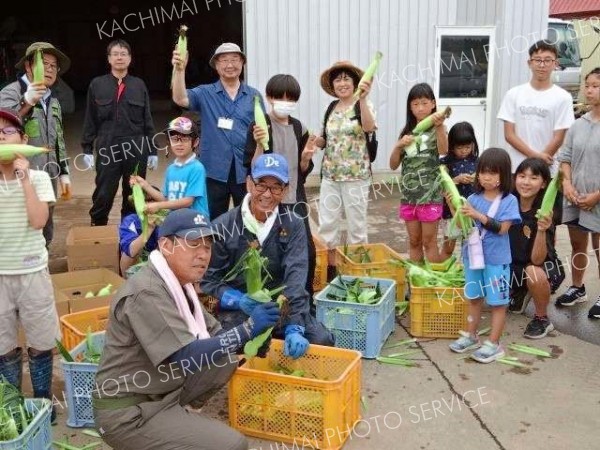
[498,39,575,174]
[0,108,59,422]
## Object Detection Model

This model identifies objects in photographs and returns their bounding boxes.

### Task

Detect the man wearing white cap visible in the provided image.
[171,42,264,220]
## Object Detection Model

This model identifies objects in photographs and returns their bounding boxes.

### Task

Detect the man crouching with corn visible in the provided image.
[93,208,280,449]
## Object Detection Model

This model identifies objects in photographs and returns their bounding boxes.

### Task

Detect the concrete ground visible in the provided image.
[41,107,599,449]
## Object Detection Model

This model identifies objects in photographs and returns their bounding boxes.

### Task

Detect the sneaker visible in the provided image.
[588,297,600,319]
[524,316,555,339]
[471,340,505,363]
[509,290,531,314]
[555,285,587,307]
[449,331,480,353]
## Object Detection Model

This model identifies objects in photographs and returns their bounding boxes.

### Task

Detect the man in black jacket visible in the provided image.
[81,39,158,226]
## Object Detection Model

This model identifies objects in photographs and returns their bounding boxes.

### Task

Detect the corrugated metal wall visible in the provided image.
[244,0,548,175]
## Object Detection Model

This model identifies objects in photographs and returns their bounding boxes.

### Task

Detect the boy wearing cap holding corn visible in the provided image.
[0,108,60,422]
[0,42,72,247]
[171,42,264,220]
[130,116,209,218]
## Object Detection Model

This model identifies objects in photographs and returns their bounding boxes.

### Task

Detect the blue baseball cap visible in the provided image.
[158,209,220,240]
[251,154,289,184]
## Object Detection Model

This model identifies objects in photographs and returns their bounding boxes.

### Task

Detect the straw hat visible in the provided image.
[320,60,364,97]
[15,42,71,74]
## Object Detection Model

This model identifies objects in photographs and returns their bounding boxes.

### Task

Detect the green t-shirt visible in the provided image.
[399,128,442,204]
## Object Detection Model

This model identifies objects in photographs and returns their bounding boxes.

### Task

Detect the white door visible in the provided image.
[434,27,496,149]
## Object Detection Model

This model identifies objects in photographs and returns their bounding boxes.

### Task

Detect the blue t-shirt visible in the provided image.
[119,214,159,257]
[462,193,521,265]
[187,80,264,184]
[163,158,209,217]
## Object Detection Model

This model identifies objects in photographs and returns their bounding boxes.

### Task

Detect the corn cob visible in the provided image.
[412,106,452,135]
[439,166,473,237]
[33,49,45,84]
[535,174,560,219]
[0,145,50,162]
[171,25,188,88]
[353,51,383,100]
[254,96,269,150]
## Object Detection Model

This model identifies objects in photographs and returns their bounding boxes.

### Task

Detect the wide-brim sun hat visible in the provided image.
[320,60,364,97]
[15,42,71,75]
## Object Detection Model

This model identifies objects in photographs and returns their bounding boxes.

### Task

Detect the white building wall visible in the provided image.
[243,0,549,175]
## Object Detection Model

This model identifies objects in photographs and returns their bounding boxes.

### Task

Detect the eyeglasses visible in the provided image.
[0,126,20,135]
[218,57,242,66]
[169,134,193,143]
[530,58,556,66]
[110,52,130,58]
[42,61,60,73]
[253,180,285,195]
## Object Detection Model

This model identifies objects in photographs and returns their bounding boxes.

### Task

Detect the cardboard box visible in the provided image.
[51,268,125,313]
[66,225,120,273]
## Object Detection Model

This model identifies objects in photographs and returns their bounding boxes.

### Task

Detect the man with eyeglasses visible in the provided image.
[201,153,334,360]
[0,42,71,247]
[81,39,158,226]
[498,39,574,175]
[171,42,264,220]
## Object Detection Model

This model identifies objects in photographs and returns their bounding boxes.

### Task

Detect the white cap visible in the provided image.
[209,42,246,69]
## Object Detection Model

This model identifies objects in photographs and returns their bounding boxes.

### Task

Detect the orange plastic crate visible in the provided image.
[229,340,361,450]
[336,244,406,301]
[60,306,110,350]
[409,285,468,338]
[313,234,328,292]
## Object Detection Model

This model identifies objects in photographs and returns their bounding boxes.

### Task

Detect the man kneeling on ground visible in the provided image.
[93,208,279,450]
[201,153,334,359]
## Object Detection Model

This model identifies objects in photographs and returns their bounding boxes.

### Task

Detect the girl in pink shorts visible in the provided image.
[389,83,448,263]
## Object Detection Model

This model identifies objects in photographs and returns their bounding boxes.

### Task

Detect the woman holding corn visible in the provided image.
[314,61,376,277]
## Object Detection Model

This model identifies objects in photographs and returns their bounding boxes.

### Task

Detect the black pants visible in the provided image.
[90,138,148,226]
[206,162,246,220]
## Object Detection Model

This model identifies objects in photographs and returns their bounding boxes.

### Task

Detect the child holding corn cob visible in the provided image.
[130,116,209,218]
[449,148,521,363]
[0,108,60,422]
[118,186,161,277]
[509,158,565,338]
[440,122,479,258]
[244,74,319,297]
[389,83,448,263]
[556,67,600,319]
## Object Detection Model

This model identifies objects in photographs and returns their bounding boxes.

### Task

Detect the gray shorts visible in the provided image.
[0,269,61,354]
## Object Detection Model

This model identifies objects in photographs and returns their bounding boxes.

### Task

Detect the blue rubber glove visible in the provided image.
[284,324,309,359]
[246,302,281,338]
[220,289,261,315]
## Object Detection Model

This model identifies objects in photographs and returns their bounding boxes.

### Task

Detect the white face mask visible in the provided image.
[272,100,297,118]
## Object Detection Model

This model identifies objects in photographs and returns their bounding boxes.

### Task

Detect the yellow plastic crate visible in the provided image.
[229,340,361,450]
[409,285,468,338]
[313,234,328,292]
[336,244,406,301]
[60,306,110,350]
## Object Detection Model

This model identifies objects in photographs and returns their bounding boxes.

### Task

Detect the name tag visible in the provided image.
[218,117,234,130]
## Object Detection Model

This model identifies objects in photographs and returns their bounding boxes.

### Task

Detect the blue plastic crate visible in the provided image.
[0,399,52,450]
[60,332,105,428]
[315,276,396,358]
